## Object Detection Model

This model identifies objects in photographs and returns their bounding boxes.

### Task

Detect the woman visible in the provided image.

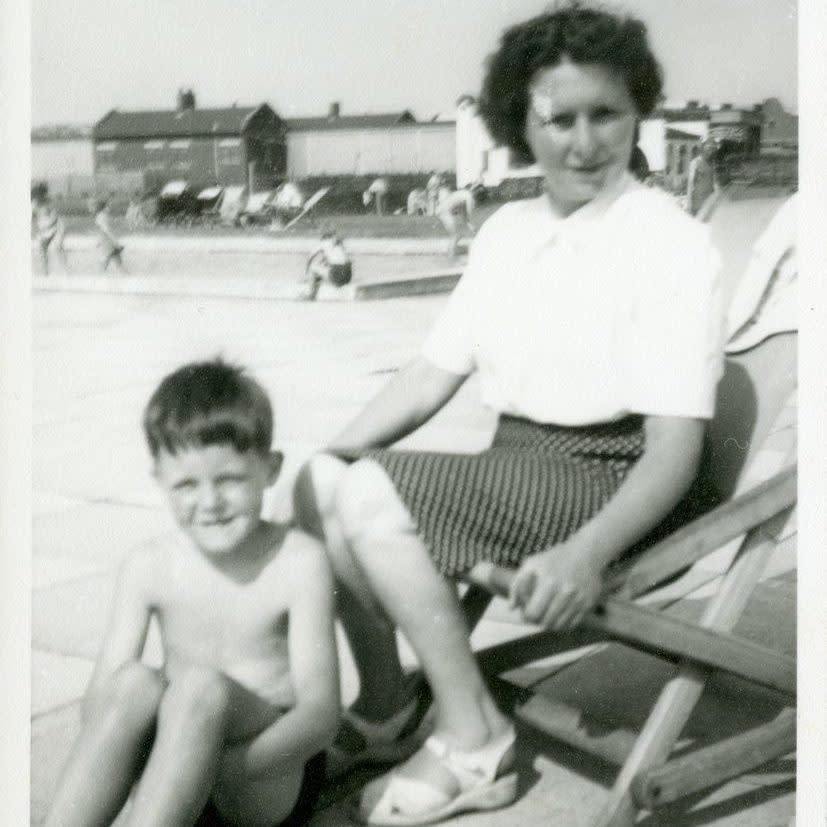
[296,6,724,824]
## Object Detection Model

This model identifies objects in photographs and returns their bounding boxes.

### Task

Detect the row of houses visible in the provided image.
[32,89,797,196]
[32,90,456,196]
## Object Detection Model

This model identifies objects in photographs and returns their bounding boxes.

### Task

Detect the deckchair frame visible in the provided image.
[462,332,797,826]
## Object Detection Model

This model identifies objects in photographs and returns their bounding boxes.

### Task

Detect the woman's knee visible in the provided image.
[293,453,348,537]
[334,459,416,548]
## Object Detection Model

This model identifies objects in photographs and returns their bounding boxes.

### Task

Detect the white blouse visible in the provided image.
[422,173,725,425]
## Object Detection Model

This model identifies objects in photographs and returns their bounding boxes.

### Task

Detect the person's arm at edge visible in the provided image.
[511,414,705,629]
[233,536,340,777]
[326,355,468,457]
[82,547,156,719]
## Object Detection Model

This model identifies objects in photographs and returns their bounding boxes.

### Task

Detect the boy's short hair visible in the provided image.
[143,359,273,458]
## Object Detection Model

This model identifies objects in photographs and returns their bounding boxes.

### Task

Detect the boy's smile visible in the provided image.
[154,443,279,556]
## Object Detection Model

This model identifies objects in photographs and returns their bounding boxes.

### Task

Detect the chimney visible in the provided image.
[328,101,340,120]
[177,88,196,111]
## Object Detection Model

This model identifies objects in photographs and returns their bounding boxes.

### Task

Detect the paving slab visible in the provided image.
[31,650,94,718]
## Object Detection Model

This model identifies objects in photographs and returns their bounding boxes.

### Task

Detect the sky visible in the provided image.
[31,0,798,127]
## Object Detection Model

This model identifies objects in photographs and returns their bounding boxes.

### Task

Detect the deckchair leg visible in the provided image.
[632,707,795,808]
[592,505,794,827]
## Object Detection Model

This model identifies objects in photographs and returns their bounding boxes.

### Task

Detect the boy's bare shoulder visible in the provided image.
[119,534,177,591]
[271,525,332,584]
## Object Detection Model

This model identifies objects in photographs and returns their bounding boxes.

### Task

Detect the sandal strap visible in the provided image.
[423,728,516,789]
[342,693,421,745]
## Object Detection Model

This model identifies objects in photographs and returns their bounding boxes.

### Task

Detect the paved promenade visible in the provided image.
[31,196,797,826]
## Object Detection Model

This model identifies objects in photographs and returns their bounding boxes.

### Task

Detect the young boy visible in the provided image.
[301,232,352,301]
[32,186,68,275]
[45,359,339,827]
[94,197,127,273]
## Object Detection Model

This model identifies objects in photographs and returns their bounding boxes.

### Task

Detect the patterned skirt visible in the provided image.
[364,414,646,577]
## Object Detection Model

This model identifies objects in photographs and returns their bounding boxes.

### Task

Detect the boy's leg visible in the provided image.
[126,666,279,827]
[44,662,164,827]
[209,680,307,827]
[39,238,50,275]
[55,227,69,271]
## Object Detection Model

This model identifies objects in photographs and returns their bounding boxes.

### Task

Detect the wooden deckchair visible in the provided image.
[462,329,797,826]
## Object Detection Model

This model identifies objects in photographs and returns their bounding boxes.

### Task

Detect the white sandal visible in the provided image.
[327,677,432,779]
[354,726,518,826]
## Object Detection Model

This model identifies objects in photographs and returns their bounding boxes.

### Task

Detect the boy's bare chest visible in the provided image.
[155,561,290,665]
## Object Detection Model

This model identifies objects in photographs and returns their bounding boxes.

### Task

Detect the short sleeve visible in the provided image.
[420,230,489,376]
[625,221,725,420]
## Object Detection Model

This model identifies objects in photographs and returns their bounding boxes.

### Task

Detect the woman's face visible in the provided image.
[524,59,638,216]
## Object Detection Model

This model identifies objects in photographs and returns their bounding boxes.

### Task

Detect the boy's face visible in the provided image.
[153,443,280,556]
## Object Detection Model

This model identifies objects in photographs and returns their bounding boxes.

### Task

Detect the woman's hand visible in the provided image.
[508,539,604,630]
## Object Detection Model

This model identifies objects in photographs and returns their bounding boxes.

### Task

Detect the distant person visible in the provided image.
[686,137,721,217]
[302,232,353,300]
[93,198,127,273]
[125,194,149,231]
[406,188,429,216]
[435,184,476,257]
[273,180,306,225]
[43,359,339,827]
[363,177,389,216]
[425,171,444,216]
[31,186,68,275]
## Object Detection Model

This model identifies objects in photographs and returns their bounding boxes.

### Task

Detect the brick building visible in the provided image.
[92,90,286,190]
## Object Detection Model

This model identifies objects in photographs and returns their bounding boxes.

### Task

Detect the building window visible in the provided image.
[677,144,686,175]
[144,140,164,150]
[170,139,191,149]
[96,141,117,151]
[218,138,242,166]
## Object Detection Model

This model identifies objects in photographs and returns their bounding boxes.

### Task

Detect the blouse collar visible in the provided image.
[529,172,639,246]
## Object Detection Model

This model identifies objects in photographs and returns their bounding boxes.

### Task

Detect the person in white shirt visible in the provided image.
[434,186,477,257]
[363,177,389,216]
[293,6,724,824]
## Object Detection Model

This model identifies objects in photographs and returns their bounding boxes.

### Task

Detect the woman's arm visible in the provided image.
[327,355,468,456]
[510,414,706,629]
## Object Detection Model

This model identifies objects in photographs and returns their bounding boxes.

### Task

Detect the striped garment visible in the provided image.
[365,414,646,577]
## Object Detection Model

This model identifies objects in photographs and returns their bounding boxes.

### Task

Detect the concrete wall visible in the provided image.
[286,124,454,177]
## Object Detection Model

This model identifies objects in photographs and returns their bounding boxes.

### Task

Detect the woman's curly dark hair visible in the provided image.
[479,3,663,165]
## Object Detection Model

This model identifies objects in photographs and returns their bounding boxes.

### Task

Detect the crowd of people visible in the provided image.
[40,3,796,827]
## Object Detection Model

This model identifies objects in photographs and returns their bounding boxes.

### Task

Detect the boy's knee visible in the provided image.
[92,662,164,727]
[335,459,415,547]
[162,666,231,725]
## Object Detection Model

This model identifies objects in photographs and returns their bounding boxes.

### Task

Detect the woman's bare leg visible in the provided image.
[296,456,407,719]
[44,663,164,827]
[334,458,510,750]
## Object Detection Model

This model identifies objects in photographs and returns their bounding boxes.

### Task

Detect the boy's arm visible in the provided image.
[233,536,339,778]
[83,548,156,718]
